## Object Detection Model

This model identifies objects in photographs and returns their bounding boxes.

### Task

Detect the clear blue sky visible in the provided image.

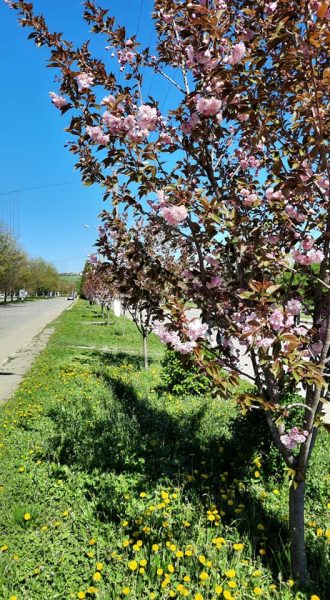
[0,0,161,273]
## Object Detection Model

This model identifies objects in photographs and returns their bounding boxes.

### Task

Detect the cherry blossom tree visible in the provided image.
[82,268,113,321]
[95,213,182,368]
[6,0,330,583]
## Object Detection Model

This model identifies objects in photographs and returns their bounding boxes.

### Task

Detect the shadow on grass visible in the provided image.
[47,348,328,596]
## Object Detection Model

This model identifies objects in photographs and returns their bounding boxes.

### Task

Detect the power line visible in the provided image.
[0,181,77,196]
[135,0,144,38]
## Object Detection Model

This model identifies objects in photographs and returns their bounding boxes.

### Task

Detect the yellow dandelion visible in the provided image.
[200,571,209,581]
[89,538,96,546]
[96,562,103,571]
[93,572,102,582]
[215,585,223,594]
[225,569,236,578]
[77,593,86,599]
[152,544,159,552]
[253,588,263,596]
[310,595,320,600]
[128,560,138,571]
[87,588,98,595]
[140,559,147,567]
[228,581,237,589]
[195,595,204,600]
[23,513,31,521]
[233,543,244,551]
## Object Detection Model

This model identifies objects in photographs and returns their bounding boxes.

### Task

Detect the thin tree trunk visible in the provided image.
[143,333,149,369]
[289,479,308,585]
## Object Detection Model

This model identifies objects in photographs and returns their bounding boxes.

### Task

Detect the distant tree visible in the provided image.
[0,229,28,301]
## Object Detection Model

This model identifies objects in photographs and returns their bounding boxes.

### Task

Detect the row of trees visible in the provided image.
[0,228,71,300]
[7,0,330,585]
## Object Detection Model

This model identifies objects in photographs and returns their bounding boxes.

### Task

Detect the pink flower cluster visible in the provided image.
[268,309,294,332]
[285,204,305,223]
[153,318,207,355]
[255,337,274,350]
[117,49,136,69]
[161,205,188,226]
[86,125,110,146]
[228,42,246,65]
[280,427,308,450]
[76,72,94,91]
[237,151,260,171]
[293,248,325,265]
[102,104,158,143]
[286,299,302,315]
[196,96,222,116]
[185,319,208,341]
[186,45,215,70]
[265,188,283,201]
[181,113,199,135]
[206,276,223,289]
[49,92,68,109]
[240,188,259,207]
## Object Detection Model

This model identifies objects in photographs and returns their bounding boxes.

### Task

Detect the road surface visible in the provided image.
[0,297,72,402]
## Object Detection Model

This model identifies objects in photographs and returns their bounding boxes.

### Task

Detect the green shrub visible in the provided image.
[159,349,213,396]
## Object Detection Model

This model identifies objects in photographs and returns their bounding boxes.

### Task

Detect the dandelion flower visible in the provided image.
[225,569,236,578]
[23,513,31,521]
[93,572,102,582]
[128,560,138,571]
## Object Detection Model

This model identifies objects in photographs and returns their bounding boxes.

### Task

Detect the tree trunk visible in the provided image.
[143,333,149,369]
[289,479,308,585]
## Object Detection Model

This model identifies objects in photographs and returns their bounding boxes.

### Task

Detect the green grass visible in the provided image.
[0,301,328,600]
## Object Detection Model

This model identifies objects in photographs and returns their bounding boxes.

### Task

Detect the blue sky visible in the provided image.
[0,0,160,273]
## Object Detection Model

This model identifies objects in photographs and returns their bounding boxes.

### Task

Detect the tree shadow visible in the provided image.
[47,348,328,596]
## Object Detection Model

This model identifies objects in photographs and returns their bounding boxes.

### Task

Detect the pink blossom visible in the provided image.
[49,92,68,109]
[153,321,181,346]
[280,427,308,450]
[264,2,278,16]
[181,113,200,134]
[243,193,258,207]
[186,319,208,341]
[286,299,302,315]
[268,235,280,245]
[101,94,116,106]
[302,236,314,251]
[159,132,173,145]
[293,249,325,265]
[86,125,109,145]
[255,337,274,349]
[102,112,125,134]
[206,276,223,289]
[161,205,188,226]
[175,341,197,354]
[196,96,222,116]
[269,309,284,331]
[117,49,136,66]
[228,41,246,65]
[137,104,158,131]
[76,72,94,91]
[285,204,305,223]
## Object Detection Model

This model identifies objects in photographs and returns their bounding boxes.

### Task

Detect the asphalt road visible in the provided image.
[0,297,72,402]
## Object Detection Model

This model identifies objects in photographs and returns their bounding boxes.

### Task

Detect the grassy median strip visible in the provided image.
[0,301,328,599]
